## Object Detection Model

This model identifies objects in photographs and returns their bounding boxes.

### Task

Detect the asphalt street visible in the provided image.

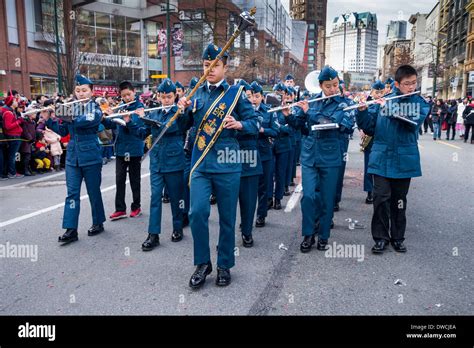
[0,131,472,315]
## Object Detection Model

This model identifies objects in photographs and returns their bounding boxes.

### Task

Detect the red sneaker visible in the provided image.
[110,211,127,221]
[130,208,142,218]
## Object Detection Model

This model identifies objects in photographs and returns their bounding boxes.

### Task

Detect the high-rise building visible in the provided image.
[386,20,407,44]
[328,12,378,74]
[290,0,327,71]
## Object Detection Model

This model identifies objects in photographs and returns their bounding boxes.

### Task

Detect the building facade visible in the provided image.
[439,0,469,99]
[386,20,407,44]
[328,12,378,74]
[290,0,327,72]
[466,0,474,98]
[382,39,412,81]
[415,3,440,96]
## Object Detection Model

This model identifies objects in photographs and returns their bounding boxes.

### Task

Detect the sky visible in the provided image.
[282,0,438,44]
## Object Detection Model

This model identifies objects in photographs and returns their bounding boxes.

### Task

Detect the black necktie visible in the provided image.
[209,85,216,92]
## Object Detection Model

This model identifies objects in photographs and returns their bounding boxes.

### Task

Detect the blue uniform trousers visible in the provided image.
[274,151,289,200]
[183,153,192,215]
[62,163,106,229]
[335,136,349,204]
[292,139,301,180]
[301,165,339,240]
[257,159,272,218]
[190,171,240,269]
[285,146,295,187]
[149,170,184,234]
[239,175,259,236]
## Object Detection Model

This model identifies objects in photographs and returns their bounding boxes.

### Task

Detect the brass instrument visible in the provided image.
[359,133,373,152]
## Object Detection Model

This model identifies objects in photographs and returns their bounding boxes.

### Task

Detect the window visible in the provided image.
[182,20,212,66]
[309,47,315,54]
[35,0,64,34]
[6,0,18,44]
[30,76,57,98]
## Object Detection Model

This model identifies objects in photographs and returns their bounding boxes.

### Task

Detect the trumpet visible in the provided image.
[267,94,339,113]
[342,91,421,111]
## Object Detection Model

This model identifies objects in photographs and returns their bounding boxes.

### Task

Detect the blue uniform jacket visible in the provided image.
[356,87,430,178]
[128,105,188,173]
[102,97,145,157]
[256,103,279,162]
[293,93,355,168]
[59,101,103,167]
[273,111,292,154]
[184,80,258,174]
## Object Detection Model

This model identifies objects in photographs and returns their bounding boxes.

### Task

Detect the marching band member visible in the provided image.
[334,79,353,212]
[271,85,292,210]
[356,65,430,254]
[251,81,279,228]
[103,81,145,221]
[177,43,258,289]
[293,66,355,252]
[58,74,106,245]
[360,80,386,204]
[128,78,188,250]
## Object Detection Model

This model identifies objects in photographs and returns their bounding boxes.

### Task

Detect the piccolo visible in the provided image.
[267,94,340,113]
[104,105,176,119]
[342,91,421,111]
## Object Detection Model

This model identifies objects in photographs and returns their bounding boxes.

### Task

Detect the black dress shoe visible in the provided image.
[330,219,334,229]
[267,198,273,210]
[372,240,388,254]
[300,234,316,253]
[284,187,291,196]
[189,262,212,289]
[289,181,296,187]
[242,234,254,248]
[365,191,374,204]
[209,194,217,205]
[171,229,183,242]
[162,195,170,203]
[255,216,265,228]
[333,203,340,212]
[391,240,407,253]
[182,214,189,228]
[316,238,329,251]
[58,229,78,244]
[142,233,160,251]
[215,267,231,287]
[87,224,104,236]
[274,199,282,210]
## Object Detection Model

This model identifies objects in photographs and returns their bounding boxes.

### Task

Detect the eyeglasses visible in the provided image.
[400,81,418,87]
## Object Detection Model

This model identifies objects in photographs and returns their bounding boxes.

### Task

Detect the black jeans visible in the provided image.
[371,175,411,243]
[115,156,141,212]
[423,117,433,133]
[446,123,456,139]
[464,124,474,142]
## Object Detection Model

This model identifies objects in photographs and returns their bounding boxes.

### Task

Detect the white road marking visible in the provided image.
[0,173,150,228]
[284,183,302,213]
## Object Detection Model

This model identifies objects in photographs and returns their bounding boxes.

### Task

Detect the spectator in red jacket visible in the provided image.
[1,95,24,178]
